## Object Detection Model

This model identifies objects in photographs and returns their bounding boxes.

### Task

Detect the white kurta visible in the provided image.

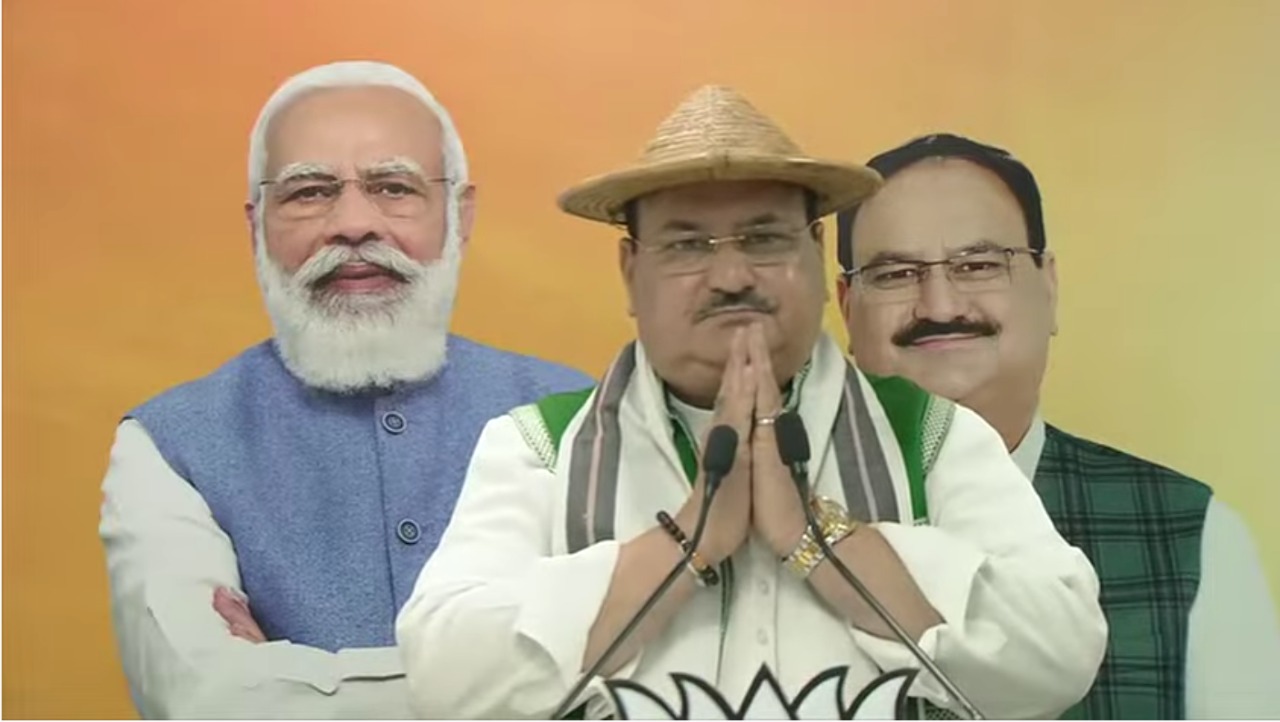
[396,340,1107,720]
[1013,416,1280,719]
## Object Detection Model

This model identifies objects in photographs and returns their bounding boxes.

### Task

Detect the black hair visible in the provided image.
[835,133,1046,273]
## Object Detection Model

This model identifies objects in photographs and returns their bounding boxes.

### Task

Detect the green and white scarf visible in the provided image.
[511,333,953,550]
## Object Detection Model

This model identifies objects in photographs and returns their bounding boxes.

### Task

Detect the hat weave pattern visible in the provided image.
[641,86,803,162]
[558,85,881,224]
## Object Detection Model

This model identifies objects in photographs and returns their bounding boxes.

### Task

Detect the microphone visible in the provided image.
[549,425,739,719]
[700,424,738,497]
[773,411,984,720]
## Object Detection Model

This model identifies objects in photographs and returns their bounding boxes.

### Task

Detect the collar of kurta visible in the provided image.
[1010,414,1047,480]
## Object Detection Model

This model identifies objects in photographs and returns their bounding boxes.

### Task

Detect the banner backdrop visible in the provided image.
[5,1,1278,717]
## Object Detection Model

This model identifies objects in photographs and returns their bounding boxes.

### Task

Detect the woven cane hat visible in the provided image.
[558,85,882,224]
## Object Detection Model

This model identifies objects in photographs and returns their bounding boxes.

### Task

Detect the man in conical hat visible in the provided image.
[396,86,1107,719]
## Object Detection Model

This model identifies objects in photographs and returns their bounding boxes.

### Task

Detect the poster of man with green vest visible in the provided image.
[835,132,1280,719]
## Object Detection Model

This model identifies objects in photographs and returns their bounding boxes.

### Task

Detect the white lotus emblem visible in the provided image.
[604,665,920,719]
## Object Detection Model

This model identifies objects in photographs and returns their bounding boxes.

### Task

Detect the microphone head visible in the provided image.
[775,411,810,466]
[702,425,739,478]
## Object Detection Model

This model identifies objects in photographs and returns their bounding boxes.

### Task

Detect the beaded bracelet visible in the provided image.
[655,511,720,587]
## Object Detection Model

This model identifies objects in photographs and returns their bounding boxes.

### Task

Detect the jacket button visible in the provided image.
[396,519,421,545]
[381,411,406,434]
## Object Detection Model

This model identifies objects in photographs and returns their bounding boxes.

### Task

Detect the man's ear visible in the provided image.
[834,274,862,355]
[835,273,851,310]
[244,202,259,251]
[619,237,638,317]
[1042,250,1059,335]
[809,220,828,301]
[457,184,478,246]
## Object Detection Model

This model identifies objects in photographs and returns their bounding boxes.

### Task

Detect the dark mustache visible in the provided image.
[695,291,778,322]
[893,317,999,347]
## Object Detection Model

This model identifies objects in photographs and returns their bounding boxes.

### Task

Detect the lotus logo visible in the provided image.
[603,665,921,719]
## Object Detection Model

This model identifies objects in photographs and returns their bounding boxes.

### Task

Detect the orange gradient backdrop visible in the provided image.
[5,1,1279,717]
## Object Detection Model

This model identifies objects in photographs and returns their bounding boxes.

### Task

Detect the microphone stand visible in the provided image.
[549,428,736,719]
[795,493,984,720]
[777,412,983,720]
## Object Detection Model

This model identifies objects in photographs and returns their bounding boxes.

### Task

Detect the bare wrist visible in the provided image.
[771,517,809,560]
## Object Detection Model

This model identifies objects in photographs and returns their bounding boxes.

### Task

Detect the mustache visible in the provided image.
[694,290,779,322]
[892,317,999,347]
[292,242,423,289]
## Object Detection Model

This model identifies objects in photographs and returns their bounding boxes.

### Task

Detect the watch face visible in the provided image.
[811,496,847,526]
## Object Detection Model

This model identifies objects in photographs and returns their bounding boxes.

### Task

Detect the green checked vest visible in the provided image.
[1035,425,1211,720]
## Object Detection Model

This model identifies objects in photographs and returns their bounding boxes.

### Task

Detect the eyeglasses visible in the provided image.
[845,246,1043,303]
[627,220,819,276]
[260,173,453,221]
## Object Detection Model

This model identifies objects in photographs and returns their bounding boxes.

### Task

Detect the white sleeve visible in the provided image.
[100,419,412,719]
[850,405,1107,720]
[1185,498,1280,719]
[396,415,621,720]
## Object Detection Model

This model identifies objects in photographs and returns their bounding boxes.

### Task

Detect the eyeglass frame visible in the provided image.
[621,218,824,275]
[841,245,1045,296]
[257,171,456,220]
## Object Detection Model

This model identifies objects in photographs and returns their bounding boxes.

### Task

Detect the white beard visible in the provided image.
[255,231,461,394]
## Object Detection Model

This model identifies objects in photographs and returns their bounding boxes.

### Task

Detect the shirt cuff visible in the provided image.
[335,646,406,681]
[847,523,985,696]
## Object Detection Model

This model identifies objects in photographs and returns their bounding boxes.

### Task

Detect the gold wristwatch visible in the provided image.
[782,496,860,578]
